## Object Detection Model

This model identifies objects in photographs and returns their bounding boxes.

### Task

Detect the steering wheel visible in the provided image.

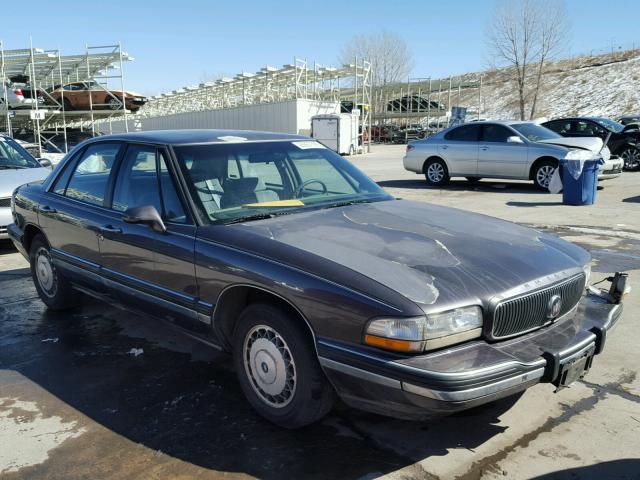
[293,179,328,198]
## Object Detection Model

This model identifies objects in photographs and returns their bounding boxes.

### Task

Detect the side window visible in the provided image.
[158,152,187,223]
[65,143,121,206]
[112,145,161,212]
[482,124,513,143]
[444,125,480,141]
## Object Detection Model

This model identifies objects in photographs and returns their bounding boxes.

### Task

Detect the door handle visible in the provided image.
[480,146,489,150]
[99,225,122,234]
[38,205,57,214]
[441,145,449,150]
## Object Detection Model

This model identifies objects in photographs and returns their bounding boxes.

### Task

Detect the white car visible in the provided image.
[0,136,51,239]
[0,81,38,109]
[403,121,621,189]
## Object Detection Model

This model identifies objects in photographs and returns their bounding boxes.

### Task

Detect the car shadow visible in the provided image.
[506,201,565,207]
[529,459,640,479]
[378,179,545,194]
[622,195,640,203]
[1,291,525,480]
[0,239,17,256]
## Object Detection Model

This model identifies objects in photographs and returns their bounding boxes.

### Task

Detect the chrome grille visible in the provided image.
[491,274,586,340]
[0,197,10,208]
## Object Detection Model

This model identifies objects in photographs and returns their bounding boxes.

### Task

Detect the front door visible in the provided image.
[478,124,529,178]
[100,144,199,326]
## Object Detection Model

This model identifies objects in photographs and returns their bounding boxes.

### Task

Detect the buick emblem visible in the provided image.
[547,295,562,319]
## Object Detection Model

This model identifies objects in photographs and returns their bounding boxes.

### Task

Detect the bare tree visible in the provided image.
[339,31,413,87]
[487,0,568,119]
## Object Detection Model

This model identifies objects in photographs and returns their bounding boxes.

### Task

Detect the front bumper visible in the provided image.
[318,292,622,420]
[0,207,12,239]
[598,157,624,180]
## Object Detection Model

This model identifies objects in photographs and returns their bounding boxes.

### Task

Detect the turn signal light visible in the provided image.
[364,334,423,353]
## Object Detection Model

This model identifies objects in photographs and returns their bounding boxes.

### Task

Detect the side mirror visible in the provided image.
[38,158,52,168]
[507,136,524,144]
[122,205,166,233]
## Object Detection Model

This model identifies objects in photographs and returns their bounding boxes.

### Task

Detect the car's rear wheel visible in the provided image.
[30,234,79,310]
[233,303,334,428]
[533,160,557,190]
[61,98,72,111]
[621,147,640,170]
[424,158,450,186]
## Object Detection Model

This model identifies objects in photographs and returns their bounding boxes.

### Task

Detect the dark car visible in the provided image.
[542,117,640,170]
[9,130,623,428]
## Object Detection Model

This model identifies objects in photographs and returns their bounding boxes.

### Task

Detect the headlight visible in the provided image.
[364,306,483,353]
[565,149,597,161]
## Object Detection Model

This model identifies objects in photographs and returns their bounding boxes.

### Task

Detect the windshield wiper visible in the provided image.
[219,210,293,225]
[0,165,28,170]
[321,198,375,209]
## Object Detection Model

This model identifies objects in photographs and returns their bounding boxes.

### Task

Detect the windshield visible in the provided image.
[510,123,561,142]
[591,117,624,133]
[0,137,41,169]
[173,140,392,224]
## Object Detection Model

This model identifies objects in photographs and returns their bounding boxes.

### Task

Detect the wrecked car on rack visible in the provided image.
[9,130,626,428]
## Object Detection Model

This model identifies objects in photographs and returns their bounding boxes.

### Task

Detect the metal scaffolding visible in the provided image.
[371,75,483,134]
[138,57,372,152]
[0,41,133,155]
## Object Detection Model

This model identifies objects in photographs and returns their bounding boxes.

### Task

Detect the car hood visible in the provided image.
[537,136,603,152]
[0,167,50,198]
[210,200,590,310]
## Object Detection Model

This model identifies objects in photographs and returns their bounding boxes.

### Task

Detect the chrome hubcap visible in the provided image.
[621,148,640,169]
[536,165,555,188]
[35,247,56,297]
[243,325,296,408]
[427,163,445,183]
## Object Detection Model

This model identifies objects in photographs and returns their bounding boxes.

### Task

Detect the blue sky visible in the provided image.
[2,0,638,96]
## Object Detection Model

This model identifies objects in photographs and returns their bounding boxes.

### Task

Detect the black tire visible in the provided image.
[466,177,482,183]
[233,303,335,428]
[61,98,72,111]
[424,158,450,186]
[620,147,640,171]
[532,159,558,190]
[29,234,79,310]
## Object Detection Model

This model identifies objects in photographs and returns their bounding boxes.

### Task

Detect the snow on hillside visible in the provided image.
[437,51,640,120]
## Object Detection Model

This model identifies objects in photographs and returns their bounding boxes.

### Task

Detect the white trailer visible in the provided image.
[311,112,360,155]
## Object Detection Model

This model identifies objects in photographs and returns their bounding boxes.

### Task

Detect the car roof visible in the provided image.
[84,129,309,146]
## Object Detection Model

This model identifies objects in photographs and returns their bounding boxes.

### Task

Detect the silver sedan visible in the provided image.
[403,121,615,190]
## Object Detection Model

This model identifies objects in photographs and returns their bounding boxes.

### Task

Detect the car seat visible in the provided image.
[220,177,279,209]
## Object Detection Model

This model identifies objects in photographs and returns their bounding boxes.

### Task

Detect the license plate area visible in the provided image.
[554,344,595,390]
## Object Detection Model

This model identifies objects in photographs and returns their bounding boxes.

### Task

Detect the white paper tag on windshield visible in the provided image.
[218,135,248,142]
[292,141,325,149]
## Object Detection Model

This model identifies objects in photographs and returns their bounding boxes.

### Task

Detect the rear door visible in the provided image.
[39,142,124,291]
[478,124,529,178]
[438,124,481,175]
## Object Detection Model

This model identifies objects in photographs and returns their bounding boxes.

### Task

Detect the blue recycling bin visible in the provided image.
[560,159,602,206]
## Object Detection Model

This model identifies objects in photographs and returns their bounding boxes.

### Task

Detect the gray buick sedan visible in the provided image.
[9,130,624,428]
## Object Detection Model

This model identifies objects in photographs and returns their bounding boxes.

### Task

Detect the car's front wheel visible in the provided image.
[533,160,557,190]
[30,234,79,310]
[621,147,640,170]
[424,158,450,186]
[233,303,334,428]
